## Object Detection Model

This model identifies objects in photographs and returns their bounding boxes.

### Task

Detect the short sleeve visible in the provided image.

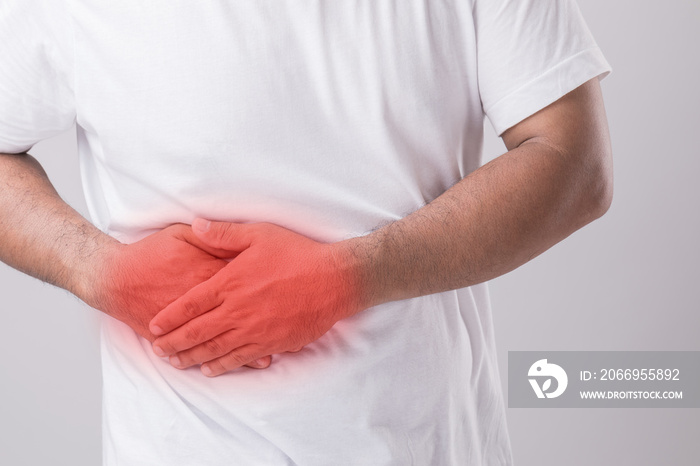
[0,0,75,154]
[474,0,611,136]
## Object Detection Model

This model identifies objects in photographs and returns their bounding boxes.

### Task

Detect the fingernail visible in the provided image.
[193,218,211,232]
[255,358,269,368]
[201,365,213,376]
[150,325,163,336]
[153,345,166,357]
[170,355,181,367]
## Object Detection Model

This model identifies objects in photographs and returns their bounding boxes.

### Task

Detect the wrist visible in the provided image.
[331,234,390,313]
[71,236,124,310]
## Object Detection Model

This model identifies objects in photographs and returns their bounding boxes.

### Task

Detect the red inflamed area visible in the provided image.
[95,219,363,377]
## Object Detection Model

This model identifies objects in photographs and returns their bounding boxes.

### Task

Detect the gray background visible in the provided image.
[1,0,698,464]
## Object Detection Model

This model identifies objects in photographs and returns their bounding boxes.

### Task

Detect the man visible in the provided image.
[0,0,612,464]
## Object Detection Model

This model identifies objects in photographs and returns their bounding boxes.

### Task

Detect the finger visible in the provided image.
[154,223,232,268]
[171,334,272,370]
[153,305,232,357]
[245,355,272,369]
[167,328,241,368]
[200,344,267,377]
[174,221,242,260]
[149,279,222,337]
[162,222,192,238]
[192,219,254,253]
[287,346,304,353]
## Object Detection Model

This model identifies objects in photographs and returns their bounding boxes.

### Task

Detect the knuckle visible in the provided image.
[184,325,204,344]
[204,288,220,306]
[157,339,176,355]
[211,224,231,244]
[203,338,225,356]
[224,350,249,369]
[182,300,202,319]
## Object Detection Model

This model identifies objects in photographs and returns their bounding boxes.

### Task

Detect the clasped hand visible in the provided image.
[96,219,362,377]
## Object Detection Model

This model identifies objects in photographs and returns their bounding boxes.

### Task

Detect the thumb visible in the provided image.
[192,218,253,253]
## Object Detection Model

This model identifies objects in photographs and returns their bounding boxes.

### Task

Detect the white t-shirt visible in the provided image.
[0,1,610,464]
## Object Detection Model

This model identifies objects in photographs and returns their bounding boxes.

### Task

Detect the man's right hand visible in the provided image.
[85,224,229,342]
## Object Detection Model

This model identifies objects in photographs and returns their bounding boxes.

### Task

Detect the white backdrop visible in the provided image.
[1,0,698,464]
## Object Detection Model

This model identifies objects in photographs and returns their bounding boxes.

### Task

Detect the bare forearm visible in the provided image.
[341,79,613,308]
[0,152,118,303]
[348,140,612,307]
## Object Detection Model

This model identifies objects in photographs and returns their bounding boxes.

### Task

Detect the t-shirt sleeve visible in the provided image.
[0,0,76,154]
[474,0,611,136]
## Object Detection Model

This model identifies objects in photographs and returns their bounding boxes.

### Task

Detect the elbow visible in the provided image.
[595,171,614,218]
[580,144,614,222]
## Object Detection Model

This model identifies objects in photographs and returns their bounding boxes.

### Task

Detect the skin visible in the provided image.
[0,78,612,377]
